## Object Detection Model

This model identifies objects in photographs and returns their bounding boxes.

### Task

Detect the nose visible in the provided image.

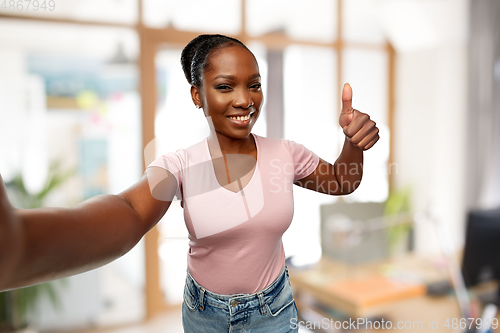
[232,88,254,109]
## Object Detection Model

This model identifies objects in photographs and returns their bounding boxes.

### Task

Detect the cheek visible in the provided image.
[253,92,264,108]
[207,94,230,110]
[256,100,264,111]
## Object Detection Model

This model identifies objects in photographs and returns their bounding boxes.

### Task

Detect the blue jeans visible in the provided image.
[182,266,298,332]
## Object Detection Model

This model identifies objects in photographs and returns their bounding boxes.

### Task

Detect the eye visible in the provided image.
[250,83,262,91]
[215,85,232,91]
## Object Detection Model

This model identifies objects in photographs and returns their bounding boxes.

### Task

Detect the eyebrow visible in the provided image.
[213,73,261,80]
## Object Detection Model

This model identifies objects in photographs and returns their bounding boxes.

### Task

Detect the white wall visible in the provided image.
[388,0,469,252]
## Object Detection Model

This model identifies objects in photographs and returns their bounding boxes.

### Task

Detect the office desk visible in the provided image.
[288,255,466,332]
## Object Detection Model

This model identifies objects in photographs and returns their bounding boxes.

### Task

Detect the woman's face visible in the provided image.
[192,45,263,141]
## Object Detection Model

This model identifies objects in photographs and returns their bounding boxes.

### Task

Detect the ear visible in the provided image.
[190,85,202,108]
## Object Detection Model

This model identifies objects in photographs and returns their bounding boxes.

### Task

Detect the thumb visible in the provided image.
[339,83,353,128]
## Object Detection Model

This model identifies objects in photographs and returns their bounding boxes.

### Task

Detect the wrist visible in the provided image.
[344,136,364,152]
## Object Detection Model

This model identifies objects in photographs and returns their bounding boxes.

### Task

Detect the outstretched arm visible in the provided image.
[0,167,176,291]
[0,174,24,289]
[294,83,379,195]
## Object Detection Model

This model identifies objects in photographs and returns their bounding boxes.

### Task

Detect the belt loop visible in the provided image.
[257,292,267,315]
[199,287,205,310]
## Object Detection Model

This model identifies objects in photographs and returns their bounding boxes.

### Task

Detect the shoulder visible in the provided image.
[253,134,316,157]
[182,138,209,165]
[278,138,319,165]
[278,137,307,155]
[252,134,285,151]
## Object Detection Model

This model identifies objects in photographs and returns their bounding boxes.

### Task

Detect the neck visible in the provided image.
[208,131,254,155]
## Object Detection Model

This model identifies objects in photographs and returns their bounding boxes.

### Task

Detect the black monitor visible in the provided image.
[461,208,500,305]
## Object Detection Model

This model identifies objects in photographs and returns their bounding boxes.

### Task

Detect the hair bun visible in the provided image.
[181,34,250,87]
[181,35,213,85]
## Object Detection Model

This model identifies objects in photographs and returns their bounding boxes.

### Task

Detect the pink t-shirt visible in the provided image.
[147,134,319,294]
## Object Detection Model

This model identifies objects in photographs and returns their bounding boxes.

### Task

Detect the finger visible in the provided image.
[363,135,380,150]
[341,83,353,114]
[349,120,376,145]
[343,110,369,137]
[339,111,354,129]
[355,127,379,149]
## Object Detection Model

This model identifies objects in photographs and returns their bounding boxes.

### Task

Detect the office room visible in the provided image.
[0,0,499,332]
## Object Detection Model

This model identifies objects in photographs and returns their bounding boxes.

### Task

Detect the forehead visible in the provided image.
[205,45,260,79]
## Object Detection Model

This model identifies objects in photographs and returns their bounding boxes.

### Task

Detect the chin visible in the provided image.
[229,129,254,140]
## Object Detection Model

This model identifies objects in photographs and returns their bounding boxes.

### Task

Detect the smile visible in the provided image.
[226,111,255,124]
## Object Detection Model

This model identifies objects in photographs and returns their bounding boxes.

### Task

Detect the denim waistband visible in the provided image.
[185,266,289,315]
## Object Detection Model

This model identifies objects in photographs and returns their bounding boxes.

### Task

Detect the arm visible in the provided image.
[294,83,379,195]
[0,166,177,291]
[0,174,24,289]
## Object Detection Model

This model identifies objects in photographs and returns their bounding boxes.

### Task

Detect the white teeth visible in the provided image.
[229,114,251,121]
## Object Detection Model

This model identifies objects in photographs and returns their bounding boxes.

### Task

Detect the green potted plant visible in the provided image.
[0,162,74,333]
[384,186,413,257]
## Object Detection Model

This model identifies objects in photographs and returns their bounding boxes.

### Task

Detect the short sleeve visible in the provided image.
[282,139,320,181]
[147,152,183,201]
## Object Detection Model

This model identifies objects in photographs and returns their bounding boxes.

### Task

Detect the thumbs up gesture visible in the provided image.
[339,83,379,150]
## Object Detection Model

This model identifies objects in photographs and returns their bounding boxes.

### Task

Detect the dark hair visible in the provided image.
[181,34,251,88]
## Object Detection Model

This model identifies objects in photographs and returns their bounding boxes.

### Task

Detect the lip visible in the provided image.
[226,111,255,127]
[226,111,254,117]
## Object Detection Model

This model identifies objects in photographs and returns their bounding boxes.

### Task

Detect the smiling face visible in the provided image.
[191,44,263,142]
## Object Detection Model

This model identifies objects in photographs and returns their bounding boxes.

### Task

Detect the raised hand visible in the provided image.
[339,83,379,151]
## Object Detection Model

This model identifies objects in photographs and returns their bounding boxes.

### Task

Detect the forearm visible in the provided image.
[3,194,144,291]
[334,137,364,194]
[0,178,24,290]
